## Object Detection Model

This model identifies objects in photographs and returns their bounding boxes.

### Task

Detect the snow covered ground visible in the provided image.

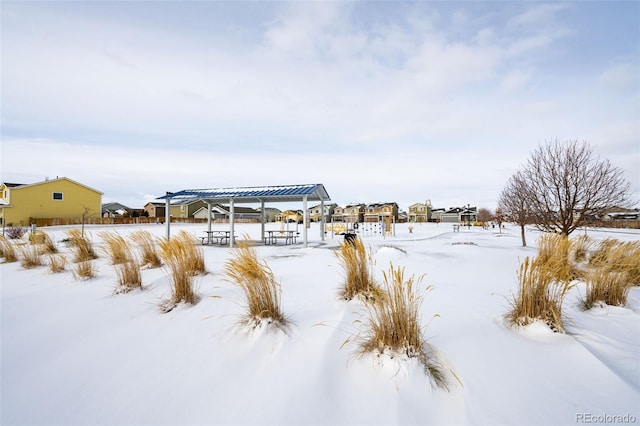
[1,222,638,425]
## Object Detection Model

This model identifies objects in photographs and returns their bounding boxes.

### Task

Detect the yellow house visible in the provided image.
[0,177,102,227]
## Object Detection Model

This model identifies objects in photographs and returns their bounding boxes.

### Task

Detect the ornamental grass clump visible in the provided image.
[158,231,201,310]
[581,239,640,308]
[131,230,162,268]
[335,237,382,302]
[66,229,98,263]
[357,263,448,389]
[19,244,43,269]
[48,254,67,273]
[224,239,289,332]
[0,235,18,263]
[536,233,579,284]
[159,231,205,276]
[115,261,143,293]
[73,260,96,280]
[583,269,630,309]
[99,231,132,265]
[37,231,58,254]
[506,256,574,333]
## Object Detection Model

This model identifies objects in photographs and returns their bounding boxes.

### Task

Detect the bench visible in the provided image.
[265,231,299,245]
[201,231,235,245]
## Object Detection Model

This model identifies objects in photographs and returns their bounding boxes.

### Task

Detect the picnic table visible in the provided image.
[264,230,299,245]
[202,230,233,245]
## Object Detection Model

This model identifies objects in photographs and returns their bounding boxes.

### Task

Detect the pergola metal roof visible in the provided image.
[157,183,331,204]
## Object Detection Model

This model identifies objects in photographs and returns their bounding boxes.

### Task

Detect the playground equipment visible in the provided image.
[325,216,396,238]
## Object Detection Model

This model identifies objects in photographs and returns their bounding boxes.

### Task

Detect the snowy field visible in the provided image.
[1,222,639,426]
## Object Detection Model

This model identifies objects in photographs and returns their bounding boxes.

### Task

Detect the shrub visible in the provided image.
[0,235,18,263]
[224,239,289,332]
[506,256,574,333]
[73,260,96,280]
[131,230,162,268]
[5,226,27,240]
[335,237,382,301]
[99,231,132,265]
[48,254,67,273]
[19,244,43,269]
[66,229,98,262]
[115,261,143,293]
[357,263,447,389]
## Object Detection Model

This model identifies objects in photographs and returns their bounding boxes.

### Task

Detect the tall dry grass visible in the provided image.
[224,239,289,332]
[335,237,382,301]
[99,231,132,265]
[158,231,202,310]
[131,230,162,268]
[66,229,98,263]
[581,239,640,308]
[535,233,579,284]
[115,261,143,293]
[506,256,574,333]
[73,260,96,280]
[48,254,67,273]
[583,269,630,309]
[19,244,43,269]
[159,231,205,276]
[0,235,18,263]
[357,263,448,389]
[38,231,58,254]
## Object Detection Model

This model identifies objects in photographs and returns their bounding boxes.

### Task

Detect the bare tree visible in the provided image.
[514,140,632,237]
[498,171,532,246]
[492,207,505,234]
[476,208,492,225]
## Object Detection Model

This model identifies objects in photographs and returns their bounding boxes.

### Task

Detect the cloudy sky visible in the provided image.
[2,1,638,211]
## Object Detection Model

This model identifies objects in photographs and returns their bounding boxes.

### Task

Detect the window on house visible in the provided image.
[52,192,63,200]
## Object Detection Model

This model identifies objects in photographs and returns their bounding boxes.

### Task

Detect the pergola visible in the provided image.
[156,184,331,248]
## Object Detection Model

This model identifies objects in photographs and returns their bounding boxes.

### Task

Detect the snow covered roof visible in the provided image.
[157,184,331,204]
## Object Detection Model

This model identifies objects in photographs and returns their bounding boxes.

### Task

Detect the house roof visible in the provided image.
[3,177,103,194]
[211,204,261,214]
[102,202,131,211]
[157,184,331,204]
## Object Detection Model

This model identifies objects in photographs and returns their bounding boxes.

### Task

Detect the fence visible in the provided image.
[28,217,261,227]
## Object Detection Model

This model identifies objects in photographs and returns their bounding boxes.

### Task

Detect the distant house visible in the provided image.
[331,206,344,222]
[144,202,166,218]
[342,203,365,223]
[0,177,102,227]
[441,206,477,223]
[308,203,337,222]
[408,200,432,223]
[364,202,398,223]
[193,204,261,221]
[169,199,208,219]
[257,207,281,222]
[102,202,132,218]
[276,210,304,223]
[430,208,446,222]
